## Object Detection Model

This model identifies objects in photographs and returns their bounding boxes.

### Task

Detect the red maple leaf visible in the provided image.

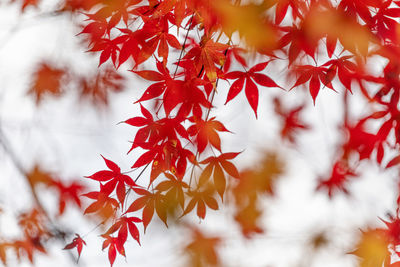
[224,61,281,117]
[63,234,86,260]
[317,160,357,197]
[188,117,230,154]
[86,155,138,206]
[102,235,125,267]
[104,216,142,248]
[183,36,228,82]
[273,96,310,144]
[290,64,336,104]
[50,180,85,215]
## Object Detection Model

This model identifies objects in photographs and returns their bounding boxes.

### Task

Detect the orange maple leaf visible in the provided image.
[28,62,66,105]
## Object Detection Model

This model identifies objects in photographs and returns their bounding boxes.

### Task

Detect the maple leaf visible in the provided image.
[124,104,156,152]
[350,229,390,267]
[185,0,221,34]
[26,165,53,187]
[18,209,49,239]
[126,105,194,181]
[91,0,140,29]
[89,37,124,67]
[305,6,374,57]
[86,155,137,206]
[155,173,189,211]
[63,234,86,260]
[12,237,46,263]
[370,0,400,42]
[290,64,336,104]
[79,17,108,45]
[224,61,281,117]
[116,28,141,67]
[164,74,211,117]
[132,61,210,116]
[342,121,385,161]
[83,183,120,221]
[102,235,126,267]
[185,227,221,267]
[28,62,66,105]
[338,0,377,24]
[279,24,321,65]
[317,160,357,197]
[78,67,124,107]
[234,199,264,238]
[231,152,282,238]
[126,15,182,65]
[274,0,308,24]
[132,59,170,86]
[183,36,228,82]
[104,216,142,247]
[321,56,363,93]
[188,117,230,154]
[381,216,400,247]
[147,141,194,183]
[182,184,219,219]
[151,0,177,20]
[50,180,85,215]
[213,0,278,52]
[139,17,181,62]
[273,96,310,144]
[125,188,168,232]
[198,153,240,200]
[117,14,181,66]
[125,104,188,152]
[233,152,283,201]
[223,46,247,73]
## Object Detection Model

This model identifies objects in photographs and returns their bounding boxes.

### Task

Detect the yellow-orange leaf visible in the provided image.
[351,229,390,267]
[185,227,221,267]
[304,6,375,56]
[213,0,278,52]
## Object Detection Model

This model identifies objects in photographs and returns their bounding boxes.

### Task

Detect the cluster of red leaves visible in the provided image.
[13,0,400,266]
[74,0,400,265]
